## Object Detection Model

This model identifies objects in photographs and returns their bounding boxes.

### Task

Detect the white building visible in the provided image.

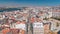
[52,11,60,18]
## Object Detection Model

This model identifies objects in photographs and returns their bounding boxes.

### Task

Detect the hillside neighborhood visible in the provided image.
[0,7,60,34]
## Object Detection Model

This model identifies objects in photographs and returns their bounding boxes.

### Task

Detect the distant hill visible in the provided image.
[0,8,21,12]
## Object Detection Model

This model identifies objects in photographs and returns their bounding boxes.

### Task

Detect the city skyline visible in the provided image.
[0,0,60,7]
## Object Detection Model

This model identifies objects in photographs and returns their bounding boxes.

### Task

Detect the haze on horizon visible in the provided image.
[0,0,60,7]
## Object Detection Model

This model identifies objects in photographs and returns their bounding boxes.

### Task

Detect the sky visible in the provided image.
[0,0,60,7]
